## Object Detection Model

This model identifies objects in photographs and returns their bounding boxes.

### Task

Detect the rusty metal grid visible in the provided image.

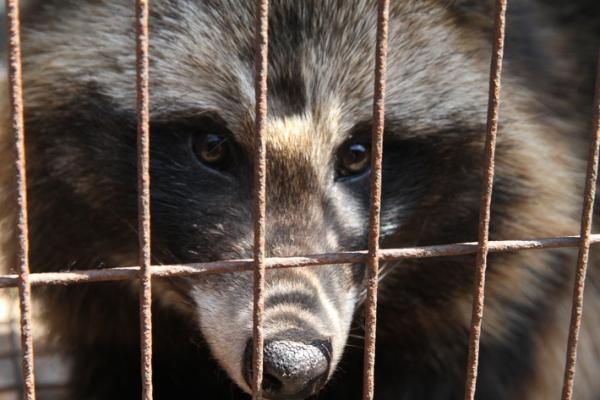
[561,54,600,400]
[250,1,269,398]
[464,1,507,399]
[5,0,34,399]
[135,0,153,399]
[2,0,600,399]
[362,1,389,399]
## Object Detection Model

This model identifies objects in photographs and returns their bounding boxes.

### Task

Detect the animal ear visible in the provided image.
[449,0,496,14]
[446,0,497,28]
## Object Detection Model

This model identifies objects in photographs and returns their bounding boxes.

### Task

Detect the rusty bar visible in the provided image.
[560,53,600,400]
[0,235,599,288]
[362,1,390,399]
[5,0,36,398]
[463,1,507,399]
[135,0,153,399]
[251,0,269,398]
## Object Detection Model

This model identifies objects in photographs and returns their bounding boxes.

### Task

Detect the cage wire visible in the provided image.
[1,0,599,399]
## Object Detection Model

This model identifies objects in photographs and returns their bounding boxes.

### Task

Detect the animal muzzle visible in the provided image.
[242,330,332,400]
[189,264,357,398]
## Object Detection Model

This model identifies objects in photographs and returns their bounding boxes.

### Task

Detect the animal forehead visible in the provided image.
[147,0,488,124]
[24,0,489,132]
[235,112,344,160]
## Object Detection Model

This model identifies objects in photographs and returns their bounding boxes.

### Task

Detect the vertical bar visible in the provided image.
[251,0,269,399]
[362,1,390,400]
[135,0,153,399]
[561,53,600,400]
[463,1,507,399]
[5,1,36,399]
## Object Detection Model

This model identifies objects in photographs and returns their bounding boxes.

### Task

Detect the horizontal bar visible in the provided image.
[0,384,68,393]
[0,235,595,289]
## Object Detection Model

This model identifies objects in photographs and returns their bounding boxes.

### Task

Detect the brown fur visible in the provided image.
[0,0,599,399]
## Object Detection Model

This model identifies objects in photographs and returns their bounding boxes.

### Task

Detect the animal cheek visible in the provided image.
[190,281,256,393]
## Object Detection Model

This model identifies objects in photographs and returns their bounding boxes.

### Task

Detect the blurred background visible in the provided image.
[0,290,69,400]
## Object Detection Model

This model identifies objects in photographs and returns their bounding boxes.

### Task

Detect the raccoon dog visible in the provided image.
[0,0,599,399]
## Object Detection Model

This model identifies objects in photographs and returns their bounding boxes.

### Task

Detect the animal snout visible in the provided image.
[243,336,332,399]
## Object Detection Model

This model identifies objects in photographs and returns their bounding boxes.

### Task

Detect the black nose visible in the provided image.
[243,337,331,400]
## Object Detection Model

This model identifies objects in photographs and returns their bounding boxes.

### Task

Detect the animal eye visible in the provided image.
[192,133,232,170]
[337,142,371,179]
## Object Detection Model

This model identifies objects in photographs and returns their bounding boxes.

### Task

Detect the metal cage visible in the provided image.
[1,0,599,399]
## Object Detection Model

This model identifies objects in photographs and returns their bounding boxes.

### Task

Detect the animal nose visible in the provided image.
[243,337,331,400]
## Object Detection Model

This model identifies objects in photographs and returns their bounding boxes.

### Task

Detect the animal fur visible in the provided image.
[0,0,598,399]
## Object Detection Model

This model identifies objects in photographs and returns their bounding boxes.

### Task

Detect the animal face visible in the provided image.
[15,0,591,398]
